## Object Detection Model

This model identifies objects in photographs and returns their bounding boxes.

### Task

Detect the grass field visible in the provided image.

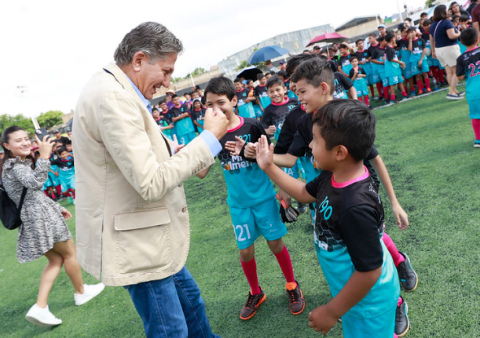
[1,86,480,337]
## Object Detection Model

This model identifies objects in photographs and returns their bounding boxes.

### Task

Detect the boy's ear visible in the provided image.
[321,82,330,95]
[232,95,238,106]
[335,145,349,161]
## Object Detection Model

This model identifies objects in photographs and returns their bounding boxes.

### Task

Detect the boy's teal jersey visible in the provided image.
[338,54,353,76]
[458,41,467,54]
[170,104,195,135]
[218,117,276,208]
[409,38,427,63]
[385,45,402,78]
[354,50,372,74]
[370,46,386,73]
[456,47,480,101]
[236,88,256,118]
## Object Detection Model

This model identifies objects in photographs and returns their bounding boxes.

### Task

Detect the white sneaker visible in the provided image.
[25,304,62,327]
[74,283,105,306]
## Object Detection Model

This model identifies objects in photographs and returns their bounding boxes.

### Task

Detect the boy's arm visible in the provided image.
[256,135,315,203]
[370,155,409,229]
[273,153,298,168]
[171,113,187,122]
[456,55,465,80]
[337,65,348,77]
[408,38,413,52]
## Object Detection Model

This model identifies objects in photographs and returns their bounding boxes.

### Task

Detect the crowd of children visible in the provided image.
[31,129,76,204]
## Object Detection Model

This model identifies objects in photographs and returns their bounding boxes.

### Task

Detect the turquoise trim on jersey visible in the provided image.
[229,197,287,250]
[177,132,196,145]
[287,90,298,100]
[458,41,467,54]
[259,96,272,110]
[467,99,480,119]
[314,239,400,321]
[175,113,195,136]
[353,78,369,97]
[238,102,256,118]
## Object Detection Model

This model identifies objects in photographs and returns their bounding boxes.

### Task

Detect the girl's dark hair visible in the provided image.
[204,76,236,101]
[407,27,417,33]
[451,15,460,22]
[285,53,319,78]
[0,126,35,180]
[312,99,376,161]
[459,14,469,22]
[266,75,284,89]
[433,5,448,22]
[350,55,358,62]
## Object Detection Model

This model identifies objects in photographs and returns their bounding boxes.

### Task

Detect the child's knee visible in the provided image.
[239,246,255,262]
[267,238,284,254]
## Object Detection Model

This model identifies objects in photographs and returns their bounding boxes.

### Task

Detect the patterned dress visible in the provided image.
[2,157,72,263]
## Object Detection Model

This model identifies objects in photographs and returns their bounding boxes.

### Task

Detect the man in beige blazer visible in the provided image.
[73,22,227,338]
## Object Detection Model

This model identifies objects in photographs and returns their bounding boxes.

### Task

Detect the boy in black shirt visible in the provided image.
[255,99,399,338]
[254,73,271,114]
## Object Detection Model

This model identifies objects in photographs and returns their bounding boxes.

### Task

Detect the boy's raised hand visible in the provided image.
[224,136,245,156]
[256,135,274,171]
[244,142,257,159]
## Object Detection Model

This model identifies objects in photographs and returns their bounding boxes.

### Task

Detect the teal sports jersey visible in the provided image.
[235,88,256,118]
[170,104,195,135]
[52,157,74,180]
[397,38,411,62]
[218,117,276,208]
[370,45,386,76]
[254,84,272,109]
[409,38,427,63]
[354,50,372,74]
[456,47,480,101]
[385,45,402,78]
[260,98,298,141]
[192,108,206,132]
[338,53,353,76]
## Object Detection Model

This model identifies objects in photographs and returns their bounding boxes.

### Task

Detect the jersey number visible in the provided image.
[237,134,251,143]
[468,61,480,78]
[235,224,251,242]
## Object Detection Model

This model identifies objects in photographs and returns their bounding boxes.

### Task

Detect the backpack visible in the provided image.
[0,185,27,230]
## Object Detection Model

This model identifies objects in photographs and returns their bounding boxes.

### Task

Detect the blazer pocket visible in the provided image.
[114,207,173,274]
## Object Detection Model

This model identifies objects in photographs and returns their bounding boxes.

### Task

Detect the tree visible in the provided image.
[183,67,207,79]
[0,114,35,136]
[235,60,251,71]
[425,0,434,8]
[37,110,64,129]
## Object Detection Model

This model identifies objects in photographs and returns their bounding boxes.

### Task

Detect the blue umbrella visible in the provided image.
[247,45,290,64]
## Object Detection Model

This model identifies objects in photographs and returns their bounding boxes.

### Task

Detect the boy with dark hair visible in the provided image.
[407,27,432,94]
[254,73,271,114]
[398,26,416,95]
[184,92,193,109]
[234,78,256,118]
[371,36,391,103]
[170,94,196,145]
[457,27,480,148]
[261,75,298,140]
[191,99,206,132]
[368,33,385,100]
[337,43,354,78]
[156,103,174,141]
[355,39,375,98]
[255,99,400,338]
[349,56,371,107]
[385,31,409,102]
[198,76,305,320]
[52,147,76,204]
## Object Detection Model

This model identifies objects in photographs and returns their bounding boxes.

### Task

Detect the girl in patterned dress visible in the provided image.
[1,126,104,327]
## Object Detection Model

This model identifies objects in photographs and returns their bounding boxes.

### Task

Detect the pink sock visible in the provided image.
[274,246,296,284]
[417,80,424,91]
[364,96,370,106]
[472,119,480,139]
[376,83,384,97]
[382,233,405,267]
[390,94,396,101]
[358,97,364,102]
[425,78,431,89]
[397,296,403,307]
[402,91,407,97]
[240,258,261,295]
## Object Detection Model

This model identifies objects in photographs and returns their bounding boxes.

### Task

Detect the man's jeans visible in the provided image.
[124,265,220,338]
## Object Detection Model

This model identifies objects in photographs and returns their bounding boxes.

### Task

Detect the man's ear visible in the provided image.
[131,51,148,72]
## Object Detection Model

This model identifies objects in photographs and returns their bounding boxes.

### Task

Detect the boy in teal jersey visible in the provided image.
[337,43,354,78]
[158,101,174,141]
[191,99,206,132]
[398,26,416,95]
[457,27,480,147]
[170,95,196,145]
[458,15,469,54]
[349,56,371,107]
[198,76,305,320]
[255,99,400,338]
[234,78,256,118]
[370,36,390,102]
[254,74,271,115]
[355,39,375,97]
[52,147,75,204]
[407,28,432,94]
[368,34,385,100]
[385,31,409,103]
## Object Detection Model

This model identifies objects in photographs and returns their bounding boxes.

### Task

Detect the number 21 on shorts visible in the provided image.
[234,224,251,242]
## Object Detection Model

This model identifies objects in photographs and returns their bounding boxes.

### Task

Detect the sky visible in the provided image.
[0,0,427,118]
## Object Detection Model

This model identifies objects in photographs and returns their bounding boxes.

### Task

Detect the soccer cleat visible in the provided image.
[474,140,480,148]
[286,281,305,315]
[409,92,416,98]
[74,283,105,306]
[426,88,432,93]
[418,90,424,95]
[384,99,391,105]
[395,297,410,337]
[397,252,418,291]
[26,304,62,327]
[240,288,266,320]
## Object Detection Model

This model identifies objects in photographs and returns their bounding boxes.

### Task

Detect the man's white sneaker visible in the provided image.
[25,304,62,327]
[74,283,105,306]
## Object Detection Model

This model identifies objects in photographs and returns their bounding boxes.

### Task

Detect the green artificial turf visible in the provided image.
[1,85,479,337]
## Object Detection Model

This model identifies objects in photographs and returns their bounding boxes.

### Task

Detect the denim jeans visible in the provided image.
[124,265,220,338]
